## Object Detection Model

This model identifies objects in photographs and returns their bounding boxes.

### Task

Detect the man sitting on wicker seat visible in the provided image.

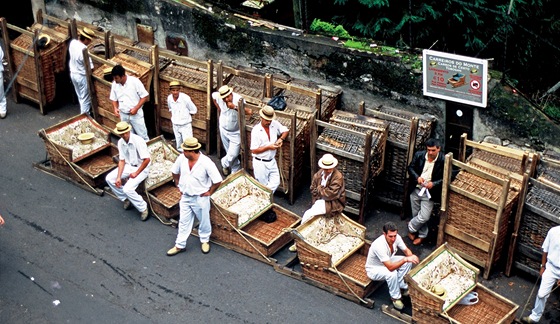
[105,121,151,221]
[407,138,445,246]
[365,221,419,311]
[522,225,560,324]
[289,153,346,252]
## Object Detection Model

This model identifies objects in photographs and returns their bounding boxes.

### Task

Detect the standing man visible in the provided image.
[167,81,198,152]
[250,105,289,193]
[212,85,251,176]
[365,221,420,310]
[289,153,346,252]
[406,138,444,245]
[166,137,222,256]
[105,121,151,221]
[0,43,7,119]
[522,225,560,324]
[110,65,150,141]
[68,27,96,115]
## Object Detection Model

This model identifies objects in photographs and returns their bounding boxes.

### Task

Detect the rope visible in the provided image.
[210,200,272,263]
[278,145,287,194]
[144,187,177,226]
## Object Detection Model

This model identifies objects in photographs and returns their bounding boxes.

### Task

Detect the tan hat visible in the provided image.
[114,121,132,135]
[432,285,448,299]
[218,85,233,99]
[318,154,338,169]
[169,81,181,89]
[79,27,96,40]
[181,137,202,151]
[259,105,275,121]
[37,34,51,48]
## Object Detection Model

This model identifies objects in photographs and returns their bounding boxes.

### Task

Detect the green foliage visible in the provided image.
[544,104,560,120]
[310,19,351,38]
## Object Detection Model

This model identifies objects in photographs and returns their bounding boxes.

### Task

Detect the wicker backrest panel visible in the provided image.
[144,139,179,190]
[226,74,265,102]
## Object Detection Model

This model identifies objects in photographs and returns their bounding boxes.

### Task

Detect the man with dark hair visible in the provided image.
[110,64,150,141]
[365,221,419,310]
[407,138,445,245]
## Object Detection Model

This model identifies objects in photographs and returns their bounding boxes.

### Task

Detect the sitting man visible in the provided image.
[289,153,346,252]
[105,121,151,221]
[365,221,419,310]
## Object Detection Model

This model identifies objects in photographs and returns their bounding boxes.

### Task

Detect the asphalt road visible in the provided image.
[1,95,558,323]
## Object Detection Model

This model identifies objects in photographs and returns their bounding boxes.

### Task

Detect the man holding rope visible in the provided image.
[522,225,560,323]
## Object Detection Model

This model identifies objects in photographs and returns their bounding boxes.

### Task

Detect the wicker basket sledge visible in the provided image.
[38,114,118,189]
[291,213,378,300]
[406,243,518,324]
[210,170,299,257]
[138,136,181,223]
[438,153,522,279]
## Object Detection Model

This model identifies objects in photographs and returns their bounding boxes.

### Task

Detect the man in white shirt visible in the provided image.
[365,221,419,310]
[522,225,560,323]
[68,27,95,115]
[167,81,197,151]
[0,44,7,119]
[110,65,150,141]
[105,122,151,221]
[211,85,251,176]
[406,138,444,245]
[250,105,289,193]
[166,137,222,256]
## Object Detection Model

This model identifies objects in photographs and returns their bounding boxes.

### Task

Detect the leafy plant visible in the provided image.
[310,19,351,38]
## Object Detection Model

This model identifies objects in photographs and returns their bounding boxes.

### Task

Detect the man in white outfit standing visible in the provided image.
[68,27,96,115]
[0,44,7,119]
[167,81,198,152]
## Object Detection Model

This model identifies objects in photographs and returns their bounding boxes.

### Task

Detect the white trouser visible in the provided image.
[529,262,560,321]
[253,158,280,193]
[70,72,91,115]
[175,194,211,249]
[172,123,193,152]
[301,199,326,224]
[120,110,149,141]
[219,127,241,172]
[366,256,412,299]
[105,164,149,212]
[0,70,7,114]
[408,187,434,238]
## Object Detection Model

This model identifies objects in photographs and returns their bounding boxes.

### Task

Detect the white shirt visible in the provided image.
[250,120,289,160]
[68,39,93,75]
[171,153,222,196]
[543,225,560,269]
[0,46,4,72]
[167,92,197,125]
[365,233,407,270]
[212,91,244,131]
[117,133,151,168]
[417,152,438,188]
[110,75,149,113]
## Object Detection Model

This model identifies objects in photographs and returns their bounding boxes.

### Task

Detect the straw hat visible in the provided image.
[432,285,448,299]
[77,132,95,144]
[181,137,202,151]
[318,154,338,169]
[169,81,181,89]
[79,27,96,40]
[218,85,233,99]
[259,105,275,121]
[114,121,132,135]
[37,34,51,49]
[102,67,113,82]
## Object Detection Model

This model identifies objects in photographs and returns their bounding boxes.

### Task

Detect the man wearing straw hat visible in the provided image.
[68,27,96,115]
[365,221,419,311]
[522,225,560,323]
[110,64,150,141]
[167,81,198,152]
[0,44,7,119]
[250,105,289,193]
[166,137,222,256]
[105,121,151,221]
[289,153,346,252]
[211,85,251,176]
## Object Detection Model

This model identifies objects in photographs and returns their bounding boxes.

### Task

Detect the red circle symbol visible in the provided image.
[470,80,480,90]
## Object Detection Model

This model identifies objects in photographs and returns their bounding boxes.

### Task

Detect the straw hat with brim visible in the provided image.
[169,81,181,89]
[181,137,202,151]
[318,153,338,169]
[218,85,233,99]
[78,132,95,144]
[114,121,132,135]
[79,27,96,40]
[432,285,448,299]
[37,34,51,48]
[259,105,275,121]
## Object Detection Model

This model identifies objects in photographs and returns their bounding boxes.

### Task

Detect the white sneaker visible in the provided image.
[0,112,6,119]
